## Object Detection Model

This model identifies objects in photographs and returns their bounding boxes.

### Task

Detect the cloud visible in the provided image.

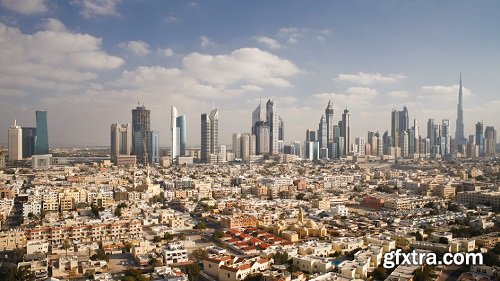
[335,72,406,85]
[158,47,174,57]
[419,85,471,100]
[0,21,124,90]
[200,35,214,48]
[255,36,281,49]
[345,87,378,97]
[165,15,179,23]
[39,18,68,32]
[314,87,378,109]
[0,0,47,14]
[387,90,410,98]
[279,27,301,43]
[119,40,150,56]
[183,47,299,88]
[72,0,121,18]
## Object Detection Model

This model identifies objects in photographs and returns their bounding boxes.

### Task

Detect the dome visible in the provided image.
[305,220,318,229]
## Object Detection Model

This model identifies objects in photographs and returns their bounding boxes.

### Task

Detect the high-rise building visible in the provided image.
[356,137,366,156]
[8,120,22,161]
[442,119,451,157]
[279,116,284,142]
[413,119,420,155]
[201,109,219,163]
[111,123,132,157]
[427,119,435,148]
[266,99,279,155]
[232,133,242,159]
[484,126,496,156]
[325,100,335,147]
[35,111,49,155]
[149,130,160,164]
[341,108,351,155]
[455,73,466,148]
[171,106,178,159]
[22,127,36,158]
[391,110,400,148]
[132,105,151,164]
[176,115,186,156]
[475,122,484,156]
[318,115,327,149]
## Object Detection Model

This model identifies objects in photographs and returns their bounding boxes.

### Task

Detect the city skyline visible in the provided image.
[0,1,499,146]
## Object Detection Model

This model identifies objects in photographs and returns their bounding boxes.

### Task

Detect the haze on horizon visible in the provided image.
[0,0,499,147]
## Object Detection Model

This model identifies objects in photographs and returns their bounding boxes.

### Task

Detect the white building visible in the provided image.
[162,242,188,265]
[8,120,22,161]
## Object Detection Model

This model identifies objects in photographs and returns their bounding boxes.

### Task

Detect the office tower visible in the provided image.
[22,127,37,158]
[249,134,256,156]
[111,123,132,159]
[484,126,496,156]
[201,109,219,163]
[377,135,384,156]
[266,99,279,154]
[176,115,186,156]
[442,119,450,157]
[306,129,316,142]
[219,145,226,163]
[318,115,327,149]
[475,122,484,156]
[279,116,284,142]
[325,100,335,146]
[35,110,49,155]
[356,137,366,156]
[455,73,466,148]
[132,104,151,164]
[382,131,390,155]
[427,119,435,148]
[391,110,400,148]
[292,141,302,158]
[252,102,263,152]
[400,106,409,133]
[413,119,420,155]
[8,120,22,161]
[401,131,409,158]
[337,137,345,157]
[149,130,160,164]
[171,106,178,159]
[241,133,250,162]
[341,108,351,155]
[232,133,242,159]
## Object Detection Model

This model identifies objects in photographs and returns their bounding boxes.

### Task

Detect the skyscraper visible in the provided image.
[442,119,451,157]
[132,104,151,164]
[8,120,22,161]
[266,99,279,155]
[341,108,351,155]
[149,130,160,164]
[475,122,484,156]
[232,133,242,159]
[22,127,36,158]
[35,110,49,155]
[325,100,335,146]
[427,119,435,148]
[455,73,466,148]
[111,123,132,158]
[391,110,400,148]
[318,115,327,149]
[171,105,178,159]
[176,115,186,156]
[484,126,497,156]
[201,109,219,163]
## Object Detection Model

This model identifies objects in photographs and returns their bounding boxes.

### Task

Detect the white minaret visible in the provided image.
[171,105,178,159]
[8,120,22,161]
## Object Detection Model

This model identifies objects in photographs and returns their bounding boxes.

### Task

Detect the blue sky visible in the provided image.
[0,0,499,146]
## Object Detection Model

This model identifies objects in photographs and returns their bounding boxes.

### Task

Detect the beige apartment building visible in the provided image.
[0,229,27,250]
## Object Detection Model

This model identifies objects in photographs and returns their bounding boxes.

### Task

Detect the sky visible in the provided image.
[0,0,499,147]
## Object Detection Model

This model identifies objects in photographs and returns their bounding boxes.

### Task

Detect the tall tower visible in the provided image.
[318,115,327,149]
[455,73,466,148]
[110,123,132,160]
[484,126,497,156]
[8,120,22,161]
[201,109,219,163]
[325,100,334,144]
[22,127,37,158]
[341,108,351,154]
[475,122,484,156]
[442,119,451,157]
[35,110,49,155]
[266,99,279,154]
[176,115,186,156]
[132,104,151,164]
[171,105,178,159]
[391,110,400,148]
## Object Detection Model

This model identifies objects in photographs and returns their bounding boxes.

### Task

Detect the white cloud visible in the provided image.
[420,85,471,99]
[0,0,47,14]
[255,36,281,49]
[119,40,150,56]
[240,85,263,92]
[200,35,214,48]
[345,87,378,97]
[183,48,299,88]
[335,72,406,85]
[314,87,378,109]
[0,21,124,90]
[40,18,67,32]
[72,0,121,18]
[279,27,301,43]
[165,15,179,23]
[158,47,174,57]
[387,90,410,98]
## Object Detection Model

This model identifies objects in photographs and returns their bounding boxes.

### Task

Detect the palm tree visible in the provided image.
[63,239,71,257]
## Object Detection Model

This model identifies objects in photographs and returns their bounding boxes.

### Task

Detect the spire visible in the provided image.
[458,72,463,106]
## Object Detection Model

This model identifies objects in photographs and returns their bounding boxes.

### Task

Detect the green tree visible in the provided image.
[438,237,449,244]
[179,263,200,281]
[192,248,209,260]
[163,233,174,241]
[177,233,186,241]
[243,273,263,281]
[212,230,225,240]
[273,251,289,265]
[152,236,162,243]
[63,239,71,256]
[114,207,122,217]
[295,193,307,200]
[0,266,35,281]
[193,222,207,230]
[121,268,150,281]
[149,258,162,267]
[414,232,424,241]
[371,267,388,280]
[91,249,109,262]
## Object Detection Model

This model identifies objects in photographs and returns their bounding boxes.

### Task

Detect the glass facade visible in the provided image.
[35,111,49,154]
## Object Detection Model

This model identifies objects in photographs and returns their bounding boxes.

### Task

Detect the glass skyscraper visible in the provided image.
[35,111,49,155]
[132,105,151,164]
[22,127,37,158]
[176,115,186,156]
